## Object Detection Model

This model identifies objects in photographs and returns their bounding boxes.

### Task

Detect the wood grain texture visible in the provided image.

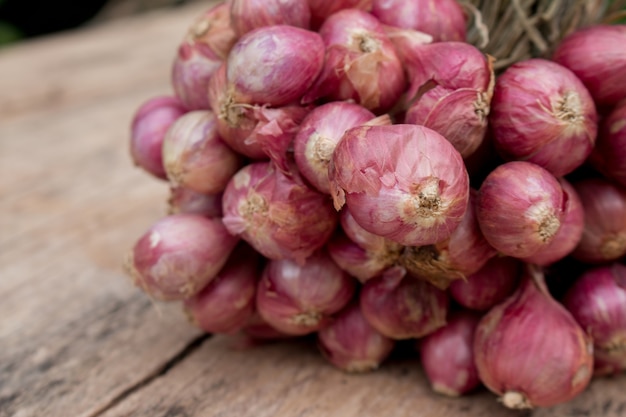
[1,2,625,417]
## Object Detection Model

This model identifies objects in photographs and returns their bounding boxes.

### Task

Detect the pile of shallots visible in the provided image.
[125,0,626,410]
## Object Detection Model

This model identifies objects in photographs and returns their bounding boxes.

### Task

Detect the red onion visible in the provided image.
[489,59,597,177]
[339,208,402,255]
[590,100,626,187]
[293,102,375,193]
[449,256,521,312]
[222,161,338,264]
[183,243,260,334]
[476,161,565,258]
[553,25,626,108]
[474,265,593,409]
[307,0,373,29]
[521,178,584,266]
[360,270,449,339]
[317,301,395,372]
[572,178,626,263]
[242,311,293,340]
[564,263,626,375]
[125,214,239,301]
[226,25,324,107]
[372,0,466,42]
[399,190,496,289]
[594,349,626,376]
[329,124,469,247]
[167,187,223,218]
[162,110,243,195]
[171,3,237,110]
[230,0,311,37]
[419,310,481,397]
[256,250,356,335]
[130,96,187,180]
[302,9,406,113]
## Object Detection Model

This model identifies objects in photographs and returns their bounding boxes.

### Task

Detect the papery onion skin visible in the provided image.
[360,270,449,339]
[162,110,243,195]
[419,310,481,397]
[371,0,466,42]
[589,100,626,187]
[226,25,325,107]
[294,101,375,194]
[449,256,521,312]
[167,187,223,218]
[571,178,626,263]
[230,0,311,37]
[171,3,237,110]
[222,161,338,264]
[256,250,356,335]
[553,25,626,108]
[130,96,187,180]
[399,190,496,289]
[521,178,584,266]
[476,161,565,258]
[317,301,395,373]
[474,265,593,409]
[125,214,239,301]
[183,243,260,334]
[307,0,373,29]
[489,59,597,177]
[303,9,406,113]
[563,263,626,374]
[329,124,469,247]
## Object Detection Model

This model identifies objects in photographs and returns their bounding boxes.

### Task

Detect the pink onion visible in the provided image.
[572,178,626,263]
[307,0,374,29]
[419,310,481,397]
[171,3,237,110]
[302,9,406,113]
[256,250,356,335]
[125,214,239,301]
[222,161,338,264]
[130,96,187,180]
[162,110,243,195]
[402,42,495,158]
[476,161,565,258]
[590,100,626,187]
[553,25,626,108]
[489,58,597,177]
[242,312,293,340]
[183,243,260,334]
[521,178,584,266]
[293,102,375,193]
[360,270,449,339]
[563,263,626,375]
[226,25,324,107]
[317,301,395,372]
[474,265,593,409]
[399,190,497,289]
[329,124,469,246]
[372,0,466,42]
[230,0,311,37]
[167,187,223,218]
[449,256,521,312]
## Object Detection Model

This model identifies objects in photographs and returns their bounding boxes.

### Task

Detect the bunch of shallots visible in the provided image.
[126,0,626,410]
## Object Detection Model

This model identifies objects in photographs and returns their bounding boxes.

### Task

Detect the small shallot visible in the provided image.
[317,301,395,372]
[167,187,223,218]
[307,0,373,29]
[590,100,626,187]
[125,214,239,301]
[230,0,311,37]
[474,265,593,409]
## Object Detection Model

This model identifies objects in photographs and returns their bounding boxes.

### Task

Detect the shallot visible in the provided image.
[589,100,626,187]
[167,187,223,218]
[230,0,311,37]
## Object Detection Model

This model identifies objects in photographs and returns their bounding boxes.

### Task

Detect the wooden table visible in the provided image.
[1,3,625,416]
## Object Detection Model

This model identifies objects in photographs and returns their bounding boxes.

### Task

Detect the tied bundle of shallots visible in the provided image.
[125,0,626,410]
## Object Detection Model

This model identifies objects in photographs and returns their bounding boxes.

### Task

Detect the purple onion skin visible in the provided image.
[227,25,325,106]
[419,310,482,397]
[489,59,598,177]
[317,301,395,373]
[563,263,626,375]
[167,187,223,218]
[307,0,374,29]
[130,96,187,180]
[590,100,626,187]
[449,256,522,312]
[476,161,565,259]
[571,178,626,263]
[230,0,311,37]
